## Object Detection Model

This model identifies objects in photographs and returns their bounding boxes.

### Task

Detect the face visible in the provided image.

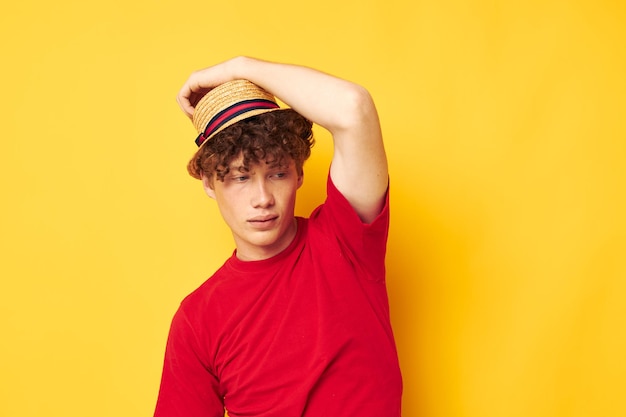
[202,155,303,261]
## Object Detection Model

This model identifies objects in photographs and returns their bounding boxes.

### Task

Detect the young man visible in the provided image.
[154,56,402,417]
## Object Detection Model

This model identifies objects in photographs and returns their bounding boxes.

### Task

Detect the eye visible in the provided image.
[230,175,249,182]
[271,172,287,179]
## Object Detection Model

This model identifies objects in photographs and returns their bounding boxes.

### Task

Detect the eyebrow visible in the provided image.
[229,164,248,172]
[229,160,290,171]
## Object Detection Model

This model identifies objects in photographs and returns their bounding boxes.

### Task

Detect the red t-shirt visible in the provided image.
[154,177,402,417]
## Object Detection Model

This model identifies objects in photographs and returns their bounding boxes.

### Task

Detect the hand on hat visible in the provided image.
[176,57,247,119]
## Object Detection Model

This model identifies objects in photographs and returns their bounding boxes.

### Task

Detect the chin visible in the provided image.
[250,234,282,249]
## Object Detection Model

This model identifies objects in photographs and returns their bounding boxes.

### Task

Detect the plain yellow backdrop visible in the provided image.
[1,0,624,416]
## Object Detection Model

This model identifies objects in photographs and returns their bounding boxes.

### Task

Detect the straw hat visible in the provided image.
[192,79,283,148]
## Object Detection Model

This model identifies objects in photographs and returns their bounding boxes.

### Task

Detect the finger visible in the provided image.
[177,76,215,116]
[177,65,229,118]
[177,83,198,119]
[176,93,193,119]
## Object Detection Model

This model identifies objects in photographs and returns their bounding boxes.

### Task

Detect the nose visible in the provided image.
[251,178,274,208]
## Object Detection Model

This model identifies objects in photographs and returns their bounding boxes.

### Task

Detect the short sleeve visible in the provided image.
[309,175,390,282]
[154,308,224,417]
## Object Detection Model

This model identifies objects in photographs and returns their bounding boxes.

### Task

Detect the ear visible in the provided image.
[201,173,216,199]
[297,172,304,189]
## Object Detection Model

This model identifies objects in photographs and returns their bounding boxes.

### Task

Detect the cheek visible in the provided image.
[214,191,241,215]
[218,193,242,211]
[280,186,299,206]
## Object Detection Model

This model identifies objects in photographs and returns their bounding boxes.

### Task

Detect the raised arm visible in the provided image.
[178,56,388,223]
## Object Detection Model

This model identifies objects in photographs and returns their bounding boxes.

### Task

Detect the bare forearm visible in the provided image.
[228,56,373,134]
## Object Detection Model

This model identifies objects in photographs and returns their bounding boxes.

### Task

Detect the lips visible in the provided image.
[248,215,278,224]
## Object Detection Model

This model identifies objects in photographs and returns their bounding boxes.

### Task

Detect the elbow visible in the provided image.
[333,84,377,131]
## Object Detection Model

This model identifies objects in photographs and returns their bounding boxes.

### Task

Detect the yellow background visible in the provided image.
[1,0,625,416]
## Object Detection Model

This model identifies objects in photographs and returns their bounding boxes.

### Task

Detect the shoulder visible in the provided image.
[177,259,233,316]
[310,175,390,232]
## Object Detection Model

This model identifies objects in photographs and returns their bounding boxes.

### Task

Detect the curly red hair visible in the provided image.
[187,109,314,182]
